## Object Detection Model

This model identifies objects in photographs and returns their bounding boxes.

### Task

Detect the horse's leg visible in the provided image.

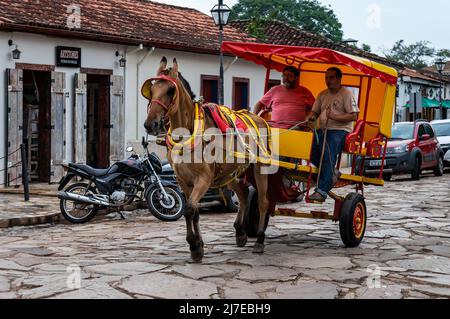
[228,181,249,247]
[177,179,197,260]
[185,178,211,263]
[253,164,269,254]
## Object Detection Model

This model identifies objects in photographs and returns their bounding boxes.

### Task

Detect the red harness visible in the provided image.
[146,75,179,114]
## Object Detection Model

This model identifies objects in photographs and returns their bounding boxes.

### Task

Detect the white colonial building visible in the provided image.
[0,0,282,186]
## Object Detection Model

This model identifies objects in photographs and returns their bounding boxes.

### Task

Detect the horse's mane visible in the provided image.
[162,68,196,101]
[177,71,196,101]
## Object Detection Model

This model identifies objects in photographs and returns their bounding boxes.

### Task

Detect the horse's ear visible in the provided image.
[157,56,168,75]
[170,58,179,78]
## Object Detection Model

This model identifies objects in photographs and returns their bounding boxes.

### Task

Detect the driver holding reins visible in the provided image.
[306,67,359,203]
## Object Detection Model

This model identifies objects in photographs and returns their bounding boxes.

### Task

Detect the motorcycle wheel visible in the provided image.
[60,183,99,224]
[146,185,185,222]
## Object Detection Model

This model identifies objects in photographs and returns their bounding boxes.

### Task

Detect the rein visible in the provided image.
[145,75,179,114]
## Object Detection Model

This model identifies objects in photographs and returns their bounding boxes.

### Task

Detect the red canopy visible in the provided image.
[221,42,398,85]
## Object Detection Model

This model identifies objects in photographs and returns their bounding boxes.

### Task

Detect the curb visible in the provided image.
[0,201,147,229]
[0,189,57,197]
[0,213,62,229]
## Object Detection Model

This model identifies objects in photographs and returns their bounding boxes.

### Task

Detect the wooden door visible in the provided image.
[74,73,87,164]
[109,75,124,164]
[50,72,66,183]
[5,69,23,186]
[201,75,219,104]
[233,77,249,110]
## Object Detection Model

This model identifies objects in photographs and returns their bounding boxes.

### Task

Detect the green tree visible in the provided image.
[436,49,450,59]
[384,40,436,69]
[230,0,344,41]
[361,43,372,53]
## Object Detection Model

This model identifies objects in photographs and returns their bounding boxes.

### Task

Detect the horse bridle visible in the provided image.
[146,75,179,115]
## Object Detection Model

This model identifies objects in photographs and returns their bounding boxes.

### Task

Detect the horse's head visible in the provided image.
[142,57,180,135]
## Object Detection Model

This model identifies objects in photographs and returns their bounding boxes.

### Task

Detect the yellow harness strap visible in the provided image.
[166,102,204,152]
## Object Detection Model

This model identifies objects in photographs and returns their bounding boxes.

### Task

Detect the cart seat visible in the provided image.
[344,120,364,155]
[344,120,385,158]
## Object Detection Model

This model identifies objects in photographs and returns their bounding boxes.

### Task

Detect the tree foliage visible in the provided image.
[384,40,442,69]
[361,43,372,53]
[230,0,344,41]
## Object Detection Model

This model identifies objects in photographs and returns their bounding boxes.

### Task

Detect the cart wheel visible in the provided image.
[244,189,269,238]
[339,193,367,248]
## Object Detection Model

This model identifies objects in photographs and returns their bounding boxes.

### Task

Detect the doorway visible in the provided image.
[22,70,51,183]
[86,74,110,168]
[232,77,250,110]
[201,75,219,104]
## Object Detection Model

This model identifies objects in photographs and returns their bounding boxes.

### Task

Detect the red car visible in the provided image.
[360,120,445,180]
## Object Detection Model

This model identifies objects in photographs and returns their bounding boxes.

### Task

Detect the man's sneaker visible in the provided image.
[308,191,326,203]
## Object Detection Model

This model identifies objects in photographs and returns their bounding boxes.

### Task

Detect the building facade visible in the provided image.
[0,0,283,186]
[396,68,449,122]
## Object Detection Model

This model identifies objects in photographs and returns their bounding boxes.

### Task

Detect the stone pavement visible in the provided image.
[0,173,449,299]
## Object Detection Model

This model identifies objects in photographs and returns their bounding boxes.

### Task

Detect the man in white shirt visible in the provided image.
[305,67,360,203]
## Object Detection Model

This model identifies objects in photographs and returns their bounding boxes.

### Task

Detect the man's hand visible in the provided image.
[306,111,317,123]
[326,107,337,121]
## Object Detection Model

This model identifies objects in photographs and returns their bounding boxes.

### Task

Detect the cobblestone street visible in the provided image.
[0,173,449,299]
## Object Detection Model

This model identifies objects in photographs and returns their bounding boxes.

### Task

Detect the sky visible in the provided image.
[153,0,450,56]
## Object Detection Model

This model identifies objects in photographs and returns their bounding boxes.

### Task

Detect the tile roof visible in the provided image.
[422,62,450,82]
[400,68,442,83]
[0,0,255,54]
[230,19,404,69]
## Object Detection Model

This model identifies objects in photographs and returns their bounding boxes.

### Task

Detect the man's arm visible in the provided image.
[327,111,359,122]
[306,110,319,122]
[329,90,359,122]
[306,93,321,122]
[253,101,265,115]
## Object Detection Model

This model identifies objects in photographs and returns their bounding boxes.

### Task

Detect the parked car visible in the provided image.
[431,119,450,167]
[445,149,450,167]
[160,163,240,212]
[357,120,444,180]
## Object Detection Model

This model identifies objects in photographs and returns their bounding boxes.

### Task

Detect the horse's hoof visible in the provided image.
[190,241,204,263]
[253,243,264,254]
[236,235,248,248]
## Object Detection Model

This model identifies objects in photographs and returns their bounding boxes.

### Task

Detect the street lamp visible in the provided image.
[342,38,359,46]
[435,58,447,119]
[211,0,231,105]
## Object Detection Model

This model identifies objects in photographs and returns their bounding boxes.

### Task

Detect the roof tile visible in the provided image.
[0,0,255,53]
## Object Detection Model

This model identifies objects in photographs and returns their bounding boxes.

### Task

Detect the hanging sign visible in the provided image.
[56,46,81,67]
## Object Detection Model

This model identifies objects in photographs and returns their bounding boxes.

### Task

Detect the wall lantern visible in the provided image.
[8,40,21,60]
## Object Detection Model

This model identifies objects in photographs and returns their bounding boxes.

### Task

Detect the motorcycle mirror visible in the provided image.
[126,146,134,153]
[142,136,149,148]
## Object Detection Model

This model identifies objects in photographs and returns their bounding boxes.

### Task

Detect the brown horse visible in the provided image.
[143,57,271,262]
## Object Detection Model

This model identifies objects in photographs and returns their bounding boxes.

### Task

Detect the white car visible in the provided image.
[431,119,450,166]
[445,149,450,166]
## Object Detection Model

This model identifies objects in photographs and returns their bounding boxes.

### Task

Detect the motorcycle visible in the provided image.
[57,137,185,223]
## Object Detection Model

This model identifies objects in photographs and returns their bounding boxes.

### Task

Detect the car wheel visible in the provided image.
[434,156,444,177]
[223,190,240,212]
[411,157,421,181]
[382,173,392,181]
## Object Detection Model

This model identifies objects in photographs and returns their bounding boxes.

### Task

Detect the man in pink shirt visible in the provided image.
[253,66,315,129]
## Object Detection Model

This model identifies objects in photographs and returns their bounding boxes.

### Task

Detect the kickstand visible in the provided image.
[117,208,126,220]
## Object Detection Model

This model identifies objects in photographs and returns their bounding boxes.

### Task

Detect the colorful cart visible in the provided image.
[222,42,398,247]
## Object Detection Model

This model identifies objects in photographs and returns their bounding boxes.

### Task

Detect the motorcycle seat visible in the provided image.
[69,163,110,177]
